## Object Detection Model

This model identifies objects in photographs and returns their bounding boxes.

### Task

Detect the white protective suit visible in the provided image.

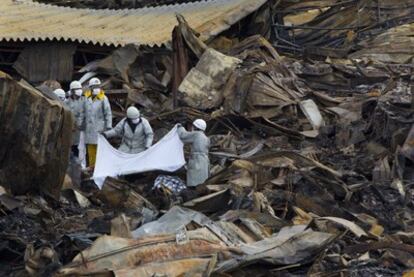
[84,91,112,144]
[104,117,154,154]
[177,126,210,187]
[66,97,84,145]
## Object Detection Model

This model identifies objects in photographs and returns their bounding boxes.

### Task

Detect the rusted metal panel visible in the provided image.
[58,235,229,275]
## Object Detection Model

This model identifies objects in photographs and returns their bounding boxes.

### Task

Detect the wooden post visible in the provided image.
[172,26,189,109]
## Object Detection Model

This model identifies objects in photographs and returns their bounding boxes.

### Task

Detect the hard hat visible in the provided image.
[193,119,207,131]
[53,89,66,101]
[126,106,140,119]
[88,77,101,87]
[70,80,82,90]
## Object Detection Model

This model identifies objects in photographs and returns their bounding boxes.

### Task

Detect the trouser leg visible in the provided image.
[87,144,97,167]
[71,145,79,157]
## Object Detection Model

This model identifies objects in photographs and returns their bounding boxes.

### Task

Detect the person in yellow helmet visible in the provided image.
[83,77,112,168]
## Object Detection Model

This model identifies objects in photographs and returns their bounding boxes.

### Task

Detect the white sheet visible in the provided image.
[93,125,185,188]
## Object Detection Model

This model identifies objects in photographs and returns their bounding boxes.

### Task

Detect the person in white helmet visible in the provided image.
[66,81,85,157]
[84,77,112,167]
[53,88,66,102]
[177,119,210,187]
[103,106,153,154]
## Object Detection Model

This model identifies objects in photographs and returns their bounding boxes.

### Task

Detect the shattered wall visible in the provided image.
[0,72,72,198]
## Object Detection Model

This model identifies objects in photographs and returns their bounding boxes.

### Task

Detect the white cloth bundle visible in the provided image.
[93,125,185,188]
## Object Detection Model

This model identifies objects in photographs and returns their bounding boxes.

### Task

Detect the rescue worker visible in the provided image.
[53,88,66,102]
[103,106,153,154]
[84,77,112,167]
[177,119,210,187]
[66,81,84,157]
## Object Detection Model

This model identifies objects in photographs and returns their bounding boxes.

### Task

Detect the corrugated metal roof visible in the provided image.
[0,0,267,47]
[35,0,205,9]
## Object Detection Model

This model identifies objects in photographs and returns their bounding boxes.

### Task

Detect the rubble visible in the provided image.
[1,1,414,276]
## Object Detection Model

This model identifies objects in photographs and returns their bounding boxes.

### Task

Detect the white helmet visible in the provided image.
[70,80,82,90]
[193,119,207,131]
[53,89,66,101]
[88,77,101,87]
[126,106,140,119]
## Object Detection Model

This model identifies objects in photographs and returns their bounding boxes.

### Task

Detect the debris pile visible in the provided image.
[1,1,414,277]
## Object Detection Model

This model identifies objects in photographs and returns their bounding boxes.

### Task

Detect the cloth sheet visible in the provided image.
[93,125,185,188]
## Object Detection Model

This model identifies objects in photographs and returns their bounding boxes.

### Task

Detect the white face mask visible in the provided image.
[131,118,140,124]
[92,88,100,95]
[75,89,83,97]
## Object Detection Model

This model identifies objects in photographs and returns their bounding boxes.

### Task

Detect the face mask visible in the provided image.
[92,88,100,95]
[75,89,83,97]
[131,118,140,124]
